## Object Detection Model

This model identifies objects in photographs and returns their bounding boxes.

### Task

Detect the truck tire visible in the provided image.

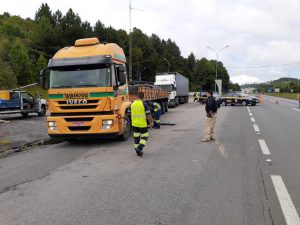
[175,98,179,106]
[21,112,29,117]
[242,101,247,106]
[38,105,46,117]
[119,114,131,141]
[221,101,227,106]
[160,102,165,114]
[170,99,176,108]
[164,101,168,112]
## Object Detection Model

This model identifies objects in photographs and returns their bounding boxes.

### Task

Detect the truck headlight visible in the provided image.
[102,120,113,130]
[48,121,57,131]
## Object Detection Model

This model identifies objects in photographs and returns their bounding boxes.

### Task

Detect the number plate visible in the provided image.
[72,122,85,126]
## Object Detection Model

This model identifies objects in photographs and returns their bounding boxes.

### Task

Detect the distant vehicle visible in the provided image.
[220,92,256,106]
[155,72,189,108]
[0,90,47,117]
[197,91,220,104]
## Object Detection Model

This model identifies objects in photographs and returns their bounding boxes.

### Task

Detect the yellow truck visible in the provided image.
[40,37,168,141]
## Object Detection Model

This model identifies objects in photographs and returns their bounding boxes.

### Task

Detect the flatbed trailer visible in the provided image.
[128,85,169,113]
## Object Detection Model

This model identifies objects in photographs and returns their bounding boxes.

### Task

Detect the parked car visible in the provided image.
[220,92,257,106]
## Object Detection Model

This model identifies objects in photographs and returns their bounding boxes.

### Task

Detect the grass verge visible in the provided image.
[264,92,300,100]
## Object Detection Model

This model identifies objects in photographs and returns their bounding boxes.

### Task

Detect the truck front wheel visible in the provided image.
[119,114,131,141]
[38,105,46,117]
[21,112,29,117]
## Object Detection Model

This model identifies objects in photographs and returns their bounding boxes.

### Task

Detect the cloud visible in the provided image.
[1,0,300,83]
[231,74,261,85]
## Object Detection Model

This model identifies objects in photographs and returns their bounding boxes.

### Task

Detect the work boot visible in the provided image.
[135,148,144,157]
[201,138,210,142]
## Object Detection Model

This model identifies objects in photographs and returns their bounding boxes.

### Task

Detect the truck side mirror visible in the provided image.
[39,68,49,89]
[116,65,127,86]
[39,69,45,88]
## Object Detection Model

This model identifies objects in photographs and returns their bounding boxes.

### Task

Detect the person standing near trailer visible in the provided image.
[153,102,162,129]
[129,92,153,157]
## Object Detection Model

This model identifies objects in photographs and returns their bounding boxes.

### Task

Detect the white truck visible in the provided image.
[155,72,189,108]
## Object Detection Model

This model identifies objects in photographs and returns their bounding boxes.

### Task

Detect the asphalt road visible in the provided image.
[0,113,48,149]
[0,100,299,225]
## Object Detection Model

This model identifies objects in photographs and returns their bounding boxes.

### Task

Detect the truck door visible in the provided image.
[8,91,21,110]
[22,92,35,110]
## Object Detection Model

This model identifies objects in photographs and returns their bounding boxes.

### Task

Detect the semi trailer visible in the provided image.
[155,72,189,107]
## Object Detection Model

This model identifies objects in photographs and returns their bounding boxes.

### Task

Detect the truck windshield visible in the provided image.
[157,85,174,92]
[50,64,111,89]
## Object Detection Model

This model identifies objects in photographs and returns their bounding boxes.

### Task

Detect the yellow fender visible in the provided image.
[118,101,132,133]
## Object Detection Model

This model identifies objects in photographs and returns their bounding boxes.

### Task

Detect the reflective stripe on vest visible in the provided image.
[131,100,147,128]
[154,102,161,112]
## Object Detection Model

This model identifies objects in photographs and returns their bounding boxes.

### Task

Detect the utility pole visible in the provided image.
[128,0,143,83]
[163,58,170,73]
[207,45,229,92]
[128,0,133,83]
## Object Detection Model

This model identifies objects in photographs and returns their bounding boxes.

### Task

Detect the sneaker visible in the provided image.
[201,138,210,142]
[210,137,216,141]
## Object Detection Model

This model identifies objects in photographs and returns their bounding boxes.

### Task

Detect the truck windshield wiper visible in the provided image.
[51,85,73,88]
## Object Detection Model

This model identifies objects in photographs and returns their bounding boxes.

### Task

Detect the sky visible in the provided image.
[1,0,300,85]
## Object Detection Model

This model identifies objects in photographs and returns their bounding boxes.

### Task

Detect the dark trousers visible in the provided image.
[153,109,162,128]
[133,126,149,150]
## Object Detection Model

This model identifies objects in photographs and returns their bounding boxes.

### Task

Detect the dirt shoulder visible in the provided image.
[0,113,48,153]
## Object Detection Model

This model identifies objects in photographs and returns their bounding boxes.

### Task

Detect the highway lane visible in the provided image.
[0,101,297,225]
[251,97,300,224]
[264,95,299,109]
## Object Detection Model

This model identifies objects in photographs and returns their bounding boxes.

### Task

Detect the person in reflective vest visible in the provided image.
[153,102,162,129]
[129,92,153,157]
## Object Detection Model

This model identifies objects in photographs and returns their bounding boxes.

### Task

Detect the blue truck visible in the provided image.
[0,85,47,117]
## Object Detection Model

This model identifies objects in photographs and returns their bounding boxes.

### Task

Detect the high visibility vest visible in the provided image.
[153,102,161,112]
[131,100,147,128]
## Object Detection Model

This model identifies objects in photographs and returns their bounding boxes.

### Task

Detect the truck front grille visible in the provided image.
[58,100,99,104]
[60,105,97,110]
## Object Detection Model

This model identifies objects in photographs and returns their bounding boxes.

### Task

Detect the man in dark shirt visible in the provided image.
[201,90,219,142]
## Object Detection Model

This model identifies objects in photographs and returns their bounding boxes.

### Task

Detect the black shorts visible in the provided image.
[133,126,148,134]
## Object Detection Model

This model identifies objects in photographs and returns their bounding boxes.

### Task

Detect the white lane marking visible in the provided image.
[246,106,249,109]
[253,124,260,132]
[251,117,255,122]
[292,108,300,112]
[249,112,253,116]
[271,175,300,225]
[258,139,271,155]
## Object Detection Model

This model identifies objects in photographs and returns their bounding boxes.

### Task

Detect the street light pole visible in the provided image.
[139,67,146,83]
[163,58,170,73]
[128,0,133,83]
[207,45,229,92]
[128,0,143,83]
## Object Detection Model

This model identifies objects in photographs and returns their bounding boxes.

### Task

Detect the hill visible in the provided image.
[0,3,231,92]
[241,77,300,93]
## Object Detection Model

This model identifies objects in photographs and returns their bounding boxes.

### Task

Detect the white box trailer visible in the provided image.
[155,72,189,107]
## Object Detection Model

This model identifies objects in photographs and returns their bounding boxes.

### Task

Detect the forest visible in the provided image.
[0,3,238,91]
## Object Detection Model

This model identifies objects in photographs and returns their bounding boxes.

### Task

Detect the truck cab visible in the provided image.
[40,38,131,141]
